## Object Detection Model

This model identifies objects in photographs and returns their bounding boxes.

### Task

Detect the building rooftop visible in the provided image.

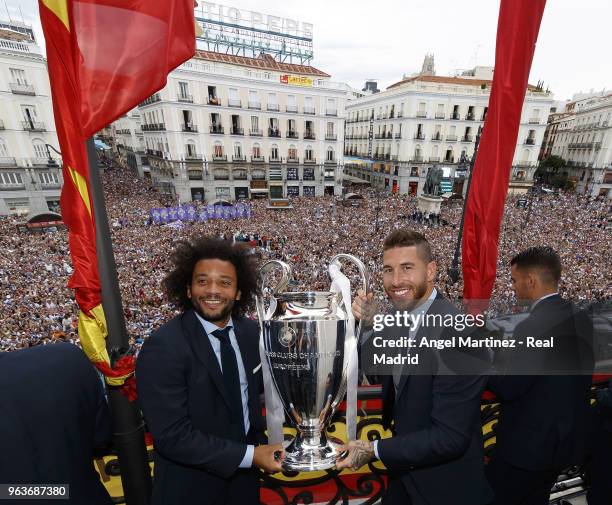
[193,50,331,78]
[0,28,30,42]
[387,74,542,92]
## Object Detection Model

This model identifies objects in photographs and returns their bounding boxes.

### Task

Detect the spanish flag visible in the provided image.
[39,1,195,395]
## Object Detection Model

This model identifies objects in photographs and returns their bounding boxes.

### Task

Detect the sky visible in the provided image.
[9,0,611,102]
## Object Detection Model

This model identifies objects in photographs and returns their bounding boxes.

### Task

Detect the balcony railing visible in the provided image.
[414,133,425,140]
[446,135,458,141]
[269,156,281,163]
[286,131,298,139]
[268,128,281,137]
[324,158,336,164]
[249,129,263,137]
[304,106,315,115]
[232,155,246,161]
[431,133,442,141]
[230,127,244,135]
[397,112,403,118]
[146,149,163,157]
[304,157,316,164]
[208,96,221,106]
[451,113,460,120]
[528,118,540,124]
[411,156,424,162]
[0,157,17,167]
[287,157,299,163]
[435,113,445,119]
[462,135,473,142]
[228,99,242,108]
[444,157,455,163]
[416,112,427,118]
[325,134,337,141]
[286,105,298,113]
[267,104,279,111]
[178,94,193,103]
[182,124,198,132]
[210,125,224,134]
[139,94,161,107]
[465,113,475,121]
[304,132,316,140]
[248,101,261,110]
[142,123,166,131]
[326,109,337,116]
[525,138,536,145]
[429,157,440,162]
[185,154,203,161]
[251,156,265,163]
[394,133,402,139]
[212,154,227,161]
[22,121,46,131]
[10,82,35,95]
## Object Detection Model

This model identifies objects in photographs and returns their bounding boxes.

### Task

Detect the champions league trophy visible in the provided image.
[256,255,369,471]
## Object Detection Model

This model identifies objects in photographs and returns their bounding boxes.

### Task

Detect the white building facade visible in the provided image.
[344,72,554,196]
[126,51,347,202]
[547,94,612,198]
[0,24,61,217]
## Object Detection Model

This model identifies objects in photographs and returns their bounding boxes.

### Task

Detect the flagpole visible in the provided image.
[86,138,152,505]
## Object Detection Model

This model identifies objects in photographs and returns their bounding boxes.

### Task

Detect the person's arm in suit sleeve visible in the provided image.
[136,333,247,478]
[377,374,486,469]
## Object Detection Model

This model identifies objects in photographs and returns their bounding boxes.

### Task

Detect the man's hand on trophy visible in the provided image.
[352,290,378,329]
[335,440,375,471]
[253,443,285,473]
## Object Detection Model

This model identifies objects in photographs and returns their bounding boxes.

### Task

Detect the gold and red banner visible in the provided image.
[280,74,314,87]
[39,0,195,395]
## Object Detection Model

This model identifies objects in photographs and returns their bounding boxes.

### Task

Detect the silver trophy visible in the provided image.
[256,254,369,471]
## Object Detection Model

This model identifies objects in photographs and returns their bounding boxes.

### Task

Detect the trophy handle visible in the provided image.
[329,253,370,299]
[256,260,292,321]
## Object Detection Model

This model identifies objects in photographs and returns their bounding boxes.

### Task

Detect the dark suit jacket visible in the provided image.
[368,292,493,505]
[0,343,112,505]
[488,295,594,471]
[136,310,265,505]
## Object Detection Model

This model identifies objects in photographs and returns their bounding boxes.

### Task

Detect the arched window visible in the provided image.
[185,140,197,158]
[252,142,261,158]
[326,147,335,162]
[305,145,313,161]
[288,144,297,161]
[32,139,47,159]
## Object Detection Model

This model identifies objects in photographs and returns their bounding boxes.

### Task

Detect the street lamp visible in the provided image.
[45,143,62,169]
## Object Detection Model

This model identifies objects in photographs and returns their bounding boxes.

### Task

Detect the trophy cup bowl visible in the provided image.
[257,255,368,471]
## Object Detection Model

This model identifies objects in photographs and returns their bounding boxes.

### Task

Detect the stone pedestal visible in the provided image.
[417,194,443,216]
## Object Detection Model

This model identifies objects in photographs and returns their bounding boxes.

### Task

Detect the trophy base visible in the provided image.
[282,430,343,472]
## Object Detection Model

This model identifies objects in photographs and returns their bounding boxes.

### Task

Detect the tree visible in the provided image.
[536,155,566,184]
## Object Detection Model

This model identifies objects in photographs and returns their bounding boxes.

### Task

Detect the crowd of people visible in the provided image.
[0,154,610,352]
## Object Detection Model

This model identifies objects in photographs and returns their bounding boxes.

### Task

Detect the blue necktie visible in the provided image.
[211,327,243,428]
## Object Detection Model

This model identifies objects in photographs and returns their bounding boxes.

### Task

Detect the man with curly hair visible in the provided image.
[136,237,284,505]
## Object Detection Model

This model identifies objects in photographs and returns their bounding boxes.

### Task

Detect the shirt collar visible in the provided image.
[194,311,234,336]
[530,292,559,311]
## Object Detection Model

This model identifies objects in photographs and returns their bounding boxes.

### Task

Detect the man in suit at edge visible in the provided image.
[337,229,493,505]
[486,246,594,505]
[136,237,284,505]
[0,343,113,505]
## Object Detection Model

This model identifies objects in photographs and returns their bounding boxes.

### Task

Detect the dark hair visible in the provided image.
[164,237,259,315]
[383,229,434,262]
[510,246,562,285]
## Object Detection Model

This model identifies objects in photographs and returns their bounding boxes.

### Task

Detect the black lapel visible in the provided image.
[181,309,232,411]
[233,316,261,427]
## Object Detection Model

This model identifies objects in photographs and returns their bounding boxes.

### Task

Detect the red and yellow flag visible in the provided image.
[39,0,195,394]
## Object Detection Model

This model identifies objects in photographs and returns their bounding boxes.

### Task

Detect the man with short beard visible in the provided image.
[337,229,492,505]
[136,237,284,505]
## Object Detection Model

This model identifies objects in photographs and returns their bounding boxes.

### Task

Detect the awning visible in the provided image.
[250,188,269,193]
[94,139,111,150]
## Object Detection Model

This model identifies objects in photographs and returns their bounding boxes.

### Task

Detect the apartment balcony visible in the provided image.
[416,112,427,118]
[374,133,384,139]
[139,94,161,107]
[210,125,224,134]
[444,157,455,163]
[326,109,337,117]
[304,132,316,140]
[287,157,299,164]
[304,106,315,115]
[389,112,395,119]
[212,154,227,161]
[451,113,460,120]
[232,155,246,162]
[185,154,203,161]
[249,129,263,137]
[10,82,35,95]
[286,131,299,139]
[394,133,402,139]
[324,158,336,164]
[411,156,424,162]
[461,135,473,142]
[431,133,442,141]
[146,149,163,157]
[22,121,46,132]
[304,157,316,164]
[178,94,193,103]
[142,123,166,131]
[391,155,399,161]
[182,124,198,132]
[446,135,458,142]
[248,101,261,110]
[0,182,25,191]
[267,104,280,112]
[524,138,536,145]
[0,157,17,167]
[325,134,337,141]
[429,157,440,163]
[268,128,281,138]
[286,105,298,113]
[251,156,265,163]
[269,156,281,163]
[397,112,404,118]
[435,113,445,119]
[228,99,242,108]
[207,96,221,106]
[0,120,6,130]
[230,127,244,135]
[465,113,475,121]
[528,118,540,124]
[414,133,425,140]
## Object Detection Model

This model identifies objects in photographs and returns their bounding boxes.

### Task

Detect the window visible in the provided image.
[213,143,224,157]
[178,81,189,98]
[326,147,335,162]
[305,146,313,161]
[326,122,334,135]
[234,143,243,158]
[0,172,23,185]
[250,116,259,132]
[32,140,47,159]
[270,144,279,160]
[39,172,59,185]
[10,68,27,84]
[0,140,10,157]
[288,145,297,160]
[252,144,261,158]
[185,142,197,157]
